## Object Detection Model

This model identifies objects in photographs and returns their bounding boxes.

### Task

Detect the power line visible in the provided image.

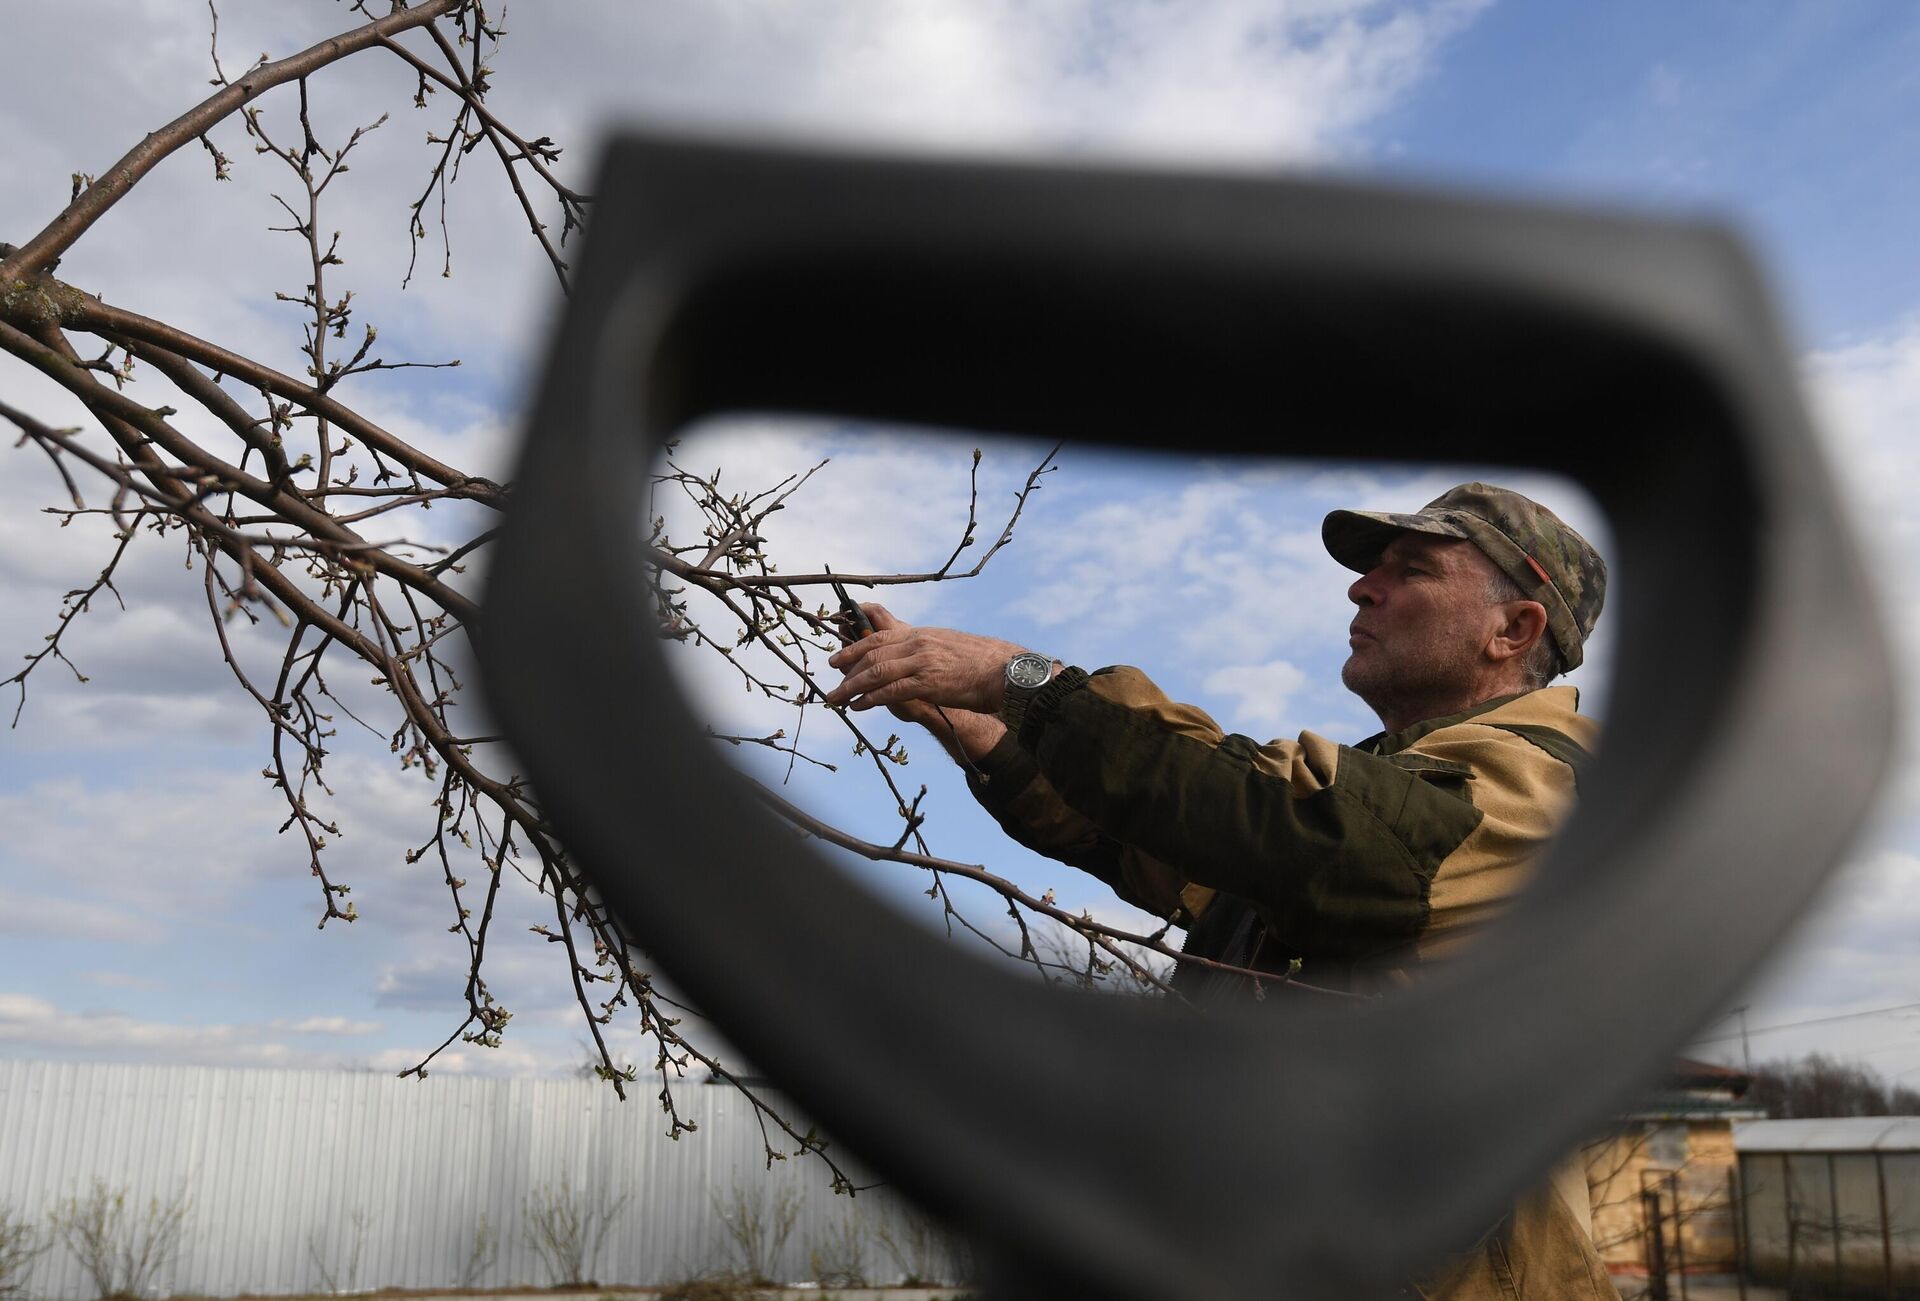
[1689,1000,1920,1046]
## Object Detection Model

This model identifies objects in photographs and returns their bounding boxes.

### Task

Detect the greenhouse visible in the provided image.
[1737,1116,1920,1296]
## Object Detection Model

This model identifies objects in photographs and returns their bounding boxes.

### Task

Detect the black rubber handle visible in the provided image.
[479,131,1894,1300]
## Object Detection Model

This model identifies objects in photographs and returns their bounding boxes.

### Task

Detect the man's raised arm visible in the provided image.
[827,605,1190,919]
[829,614,1484,963]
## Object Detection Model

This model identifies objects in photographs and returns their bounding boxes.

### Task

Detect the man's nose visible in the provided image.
[1348,569,1383,607]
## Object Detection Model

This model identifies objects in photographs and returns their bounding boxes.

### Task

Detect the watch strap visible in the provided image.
[998,651,1057,734]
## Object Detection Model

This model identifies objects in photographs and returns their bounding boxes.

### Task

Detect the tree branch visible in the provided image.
[79,298,499,501]
[0,0,466,281]
[0,319,481,625]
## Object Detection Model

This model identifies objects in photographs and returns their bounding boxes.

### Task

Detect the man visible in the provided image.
[826,481,1616,1299]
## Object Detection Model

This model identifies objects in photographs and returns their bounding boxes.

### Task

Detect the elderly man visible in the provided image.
[826,481,1615,1299]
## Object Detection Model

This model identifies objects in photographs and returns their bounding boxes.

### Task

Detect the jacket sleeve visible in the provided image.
[965,730,1192,919]
[983,665,1485,961]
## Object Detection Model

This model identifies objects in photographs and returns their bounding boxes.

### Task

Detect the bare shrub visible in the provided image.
[805,1209,870,1288]
[0,1204,49,1300]
[455,1213,497,1289]
[873,1203,975,1287]
[306,1205,369,1294]
[48,1179,190,1301]
[711,1185,801,1286]
[523,1174,627,1287]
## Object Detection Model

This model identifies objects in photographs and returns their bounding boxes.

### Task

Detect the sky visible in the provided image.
[3,1,1920,1099]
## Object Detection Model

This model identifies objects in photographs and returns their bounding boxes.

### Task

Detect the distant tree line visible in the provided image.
[1747,1053,1920,1119]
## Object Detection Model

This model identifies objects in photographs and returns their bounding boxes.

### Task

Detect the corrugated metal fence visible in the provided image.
[1,1060,966,1296]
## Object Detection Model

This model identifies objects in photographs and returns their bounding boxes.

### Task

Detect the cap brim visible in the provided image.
[1321,509,1471,572]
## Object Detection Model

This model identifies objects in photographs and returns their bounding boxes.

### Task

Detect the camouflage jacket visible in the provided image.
[965,665,1620,1301]
[967,665,1597,975]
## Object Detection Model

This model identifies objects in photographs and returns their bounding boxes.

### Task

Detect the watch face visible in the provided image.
[1008,653,1053,689]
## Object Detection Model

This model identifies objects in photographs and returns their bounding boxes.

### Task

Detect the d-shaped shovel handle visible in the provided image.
[479,131,1894,1299]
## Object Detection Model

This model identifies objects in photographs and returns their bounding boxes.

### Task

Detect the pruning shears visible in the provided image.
[825,565,875,640]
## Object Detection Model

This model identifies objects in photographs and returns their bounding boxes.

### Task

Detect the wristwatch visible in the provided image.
[998,650,1058,734]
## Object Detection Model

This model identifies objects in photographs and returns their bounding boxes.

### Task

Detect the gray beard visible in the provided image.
[1341,645,1481,732]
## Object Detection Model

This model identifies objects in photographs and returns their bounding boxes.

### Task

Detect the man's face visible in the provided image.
[1340,532,1505,713]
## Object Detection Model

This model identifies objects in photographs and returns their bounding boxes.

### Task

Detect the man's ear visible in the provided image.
[1487,600,1549,664]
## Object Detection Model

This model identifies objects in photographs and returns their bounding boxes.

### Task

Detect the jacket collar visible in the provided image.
[1357,684,1587,757]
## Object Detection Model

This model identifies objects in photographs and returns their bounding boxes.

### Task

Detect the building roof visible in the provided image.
[1735,1116,1920,1153]
[1612,1058,1756,1117]
[1668,1057,1750,1096]
[1625,1091,1767,1120]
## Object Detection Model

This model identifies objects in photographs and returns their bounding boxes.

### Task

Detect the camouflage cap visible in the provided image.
[1321,482,1608,672]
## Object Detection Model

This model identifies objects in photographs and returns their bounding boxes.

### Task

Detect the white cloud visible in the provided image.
[1746,849,1920,1013]
[0,751,557,996]
[1800,320,1920,820]
[0,894,162,944]
[372,954,471,1013]
[0,994,56,1022]
[1813,317,1920,482]
[0,988,567,1075]
[1202,659,1310,730]
[538,0,1492,163]
[1009,474,1306,661]
[272,1016,384,1037]
[370,932,605,1026]
[0,994,443,1071]
[80,970,165,991]
[2,0,1498,410]
[363,1043,549,1078]
[1707,859,1920,1080]
[1175,523,1359,668]
[0,769,320,911]
[1809,319,1920,678]
[3,768,324,924]
[0,994,302,1067]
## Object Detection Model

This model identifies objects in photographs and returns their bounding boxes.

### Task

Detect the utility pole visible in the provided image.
[1734,1004,1752,1077]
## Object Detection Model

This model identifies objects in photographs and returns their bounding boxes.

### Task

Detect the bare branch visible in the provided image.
[4,515,138,728]
[0,396,87,509]
[0,319,480,624]
[6,285,500,500]
[0,0,465,280]
[747,778,1370,1001]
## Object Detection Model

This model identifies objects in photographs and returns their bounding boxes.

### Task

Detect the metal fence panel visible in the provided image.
[0,1060,959,1296]
[1891,1152,1920,1291]
[1834,1152,1884,1289]
[1740,1152,1787,1279]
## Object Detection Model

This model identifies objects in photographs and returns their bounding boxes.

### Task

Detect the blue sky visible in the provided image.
[4,0,1920,1093]
[1370,0,1920,342]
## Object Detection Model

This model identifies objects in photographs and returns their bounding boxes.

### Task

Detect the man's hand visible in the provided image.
[825,603,1027,715]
